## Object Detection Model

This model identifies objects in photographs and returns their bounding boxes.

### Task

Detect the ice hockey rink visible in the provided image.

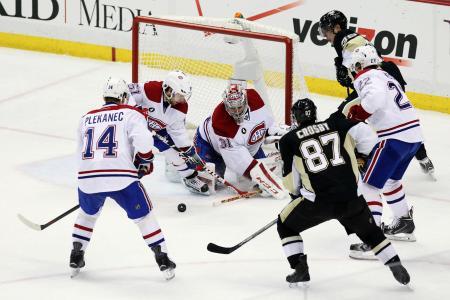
[0,47,449,300]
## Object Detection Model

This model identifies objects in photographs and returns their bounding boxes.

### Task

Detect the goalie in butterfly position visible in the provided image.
[277,98,410,286]
[194,80,289,199]
[128,70,209,195]
[70,77,175,279]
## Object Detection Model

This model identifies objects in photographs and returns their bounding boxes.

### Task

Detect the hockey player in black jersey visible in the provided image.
[319,9,435,178]
[277,98,410,286]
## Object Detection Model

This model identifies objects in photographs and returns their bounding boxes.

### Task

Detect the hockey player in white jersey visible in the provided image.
[70,77,176,280]
[127,70,208,195]
[347,45,423,241]
[194,81,288,199]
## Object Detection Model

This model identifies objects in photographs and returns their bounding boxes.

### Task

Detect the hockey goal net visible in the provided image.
[132,16,309,126]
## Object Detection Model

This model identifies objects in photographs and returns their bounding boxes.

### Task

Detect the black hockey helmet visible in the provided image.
[319,10,347,32]
[291,98,317,126]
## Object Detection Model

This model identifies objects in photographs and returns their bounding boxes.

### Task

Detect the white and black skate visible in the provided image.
[70,242,85,278]
[349,243,377,260]
[382,208,416,242]
[286,254,310,288]
[419,157,436,181]
[152,246,176,280]
[386,256,410,285]
[182,172,210,195]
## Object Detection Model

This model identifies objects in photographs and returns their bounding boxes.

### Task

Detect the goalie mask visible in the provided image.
[319,10,347,38]
[162,70,193,105]
[350,45,382,73]
[103,77,129,104]
[291,98,317,127]
[223,83,248,124]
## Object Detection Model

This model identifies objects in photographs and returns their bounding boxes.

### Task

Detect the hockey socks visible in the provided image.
[383,180,409,218]
[135,212,168,253]
[72,209,100,250]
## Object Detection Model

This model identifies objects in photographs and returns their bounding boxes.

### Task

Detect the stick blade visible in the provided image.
[207,242,235,254]
[17,214,43,231]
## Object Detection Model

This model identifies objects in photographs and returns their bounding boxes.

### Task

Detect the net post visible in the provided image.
[132,17,140,83]
[285,38,293,125]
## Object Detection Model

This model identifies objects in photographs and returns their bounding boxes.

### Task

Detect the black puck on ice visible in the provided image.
[177,203,186,212]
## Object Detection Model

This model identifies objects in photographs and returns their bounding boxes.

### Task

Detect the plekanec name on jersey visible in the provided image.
[85,111,124,125]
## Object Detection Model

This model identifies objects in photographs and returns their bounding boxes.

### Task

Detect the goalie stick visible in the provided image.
[207,218,277,254]
[18,204,80,231]
[212,189,262,207]
[153,132,247,195]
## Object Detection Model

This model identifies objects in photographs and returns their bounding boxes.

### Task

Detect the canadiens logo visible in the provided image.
[147,116,167,131]
[247,122,266,145]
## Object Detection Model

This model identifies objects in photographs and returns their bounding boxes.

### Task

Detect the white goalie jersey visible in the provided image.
[77,104,154,194]
[198,89,275,177]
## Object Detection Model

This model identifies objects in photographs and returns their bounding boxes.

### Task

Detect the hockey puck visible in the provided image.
[177,203,186,213]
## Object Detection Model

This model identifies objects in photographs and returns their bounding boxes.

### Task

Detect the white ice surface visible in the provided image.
[0,47,449,300]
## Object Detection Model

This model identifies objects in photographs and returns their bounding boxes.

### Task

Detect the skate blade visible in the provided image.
[288,281,309,288]
[386,233,416,242]
[163,268,175,280]
[70,268,80,278]
[349,251,377,260]
[428,172,437,181]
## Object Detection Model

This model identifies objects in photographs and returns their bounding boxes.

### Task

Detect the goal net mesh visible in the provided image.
[133,16,309,127]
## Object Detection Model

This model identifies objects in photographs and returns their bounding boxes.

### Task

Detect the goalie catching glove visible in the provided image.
[265,124,290,144]
[249,162,286,200]
[179,146,205,170]
[134,151,154,178]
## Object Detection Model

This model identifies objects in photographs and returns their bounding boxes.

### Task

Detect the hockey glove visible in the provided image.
[355,151,368,173]
[347,104,372,122]
[180,146,205,170]
[134,151,154,179]
[335,57,353,88]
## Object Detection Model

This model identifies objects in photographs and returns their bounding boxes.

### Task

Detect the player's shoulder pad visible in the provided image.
[327,113,359,132]
[172,101,188,114]
[119,104,147,118]
[212,103,239,138]
[279,129,296,148]
[143,81,163,103]
[246,89,265,111]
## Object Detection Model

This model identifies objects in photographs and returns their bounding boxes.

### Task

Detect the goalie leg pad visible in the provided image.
[250,162,286,199]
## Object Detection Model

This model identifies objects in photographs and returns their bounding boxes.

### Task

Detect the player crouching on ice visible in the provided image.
[277,98,410,286]
[128,70,209,195]
[70,77,175,280]
[194,80,288,199]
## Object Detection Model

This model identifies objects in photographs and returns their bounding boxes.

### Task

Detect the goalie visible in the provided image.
[194,81,288,199]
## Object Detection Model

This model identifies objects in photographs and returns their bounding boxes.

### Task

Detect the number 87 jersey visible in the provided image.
[77,103,154,194]
[279,115,377,203]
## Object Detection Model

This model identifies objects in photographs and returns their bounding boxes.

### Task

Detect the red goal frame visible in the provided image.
[132,16,294,124]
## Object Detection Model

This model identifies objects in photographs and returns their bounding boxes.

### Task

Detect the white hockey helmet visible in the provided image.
[103,77,129,104]
[162,70,193,103]
[223,82,248,124]
[350,45,382,72]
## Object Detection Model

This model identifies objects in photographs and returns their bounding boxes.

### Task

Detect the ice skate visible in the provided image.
[286,254,310,288]
[70,242,85,278]
[382,207,416,242]
[152,245,176,280]
[418,157,436,181]
[349,243,377,260]
[183,173,210,195]
[386,256,410,285]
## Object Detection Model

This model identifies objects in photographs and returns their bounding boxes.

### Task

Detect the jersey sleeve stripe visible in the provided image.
[79,169,138,174]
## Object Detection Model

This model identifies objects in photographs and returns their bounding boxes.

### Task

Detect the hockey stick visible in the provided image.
[207,218,277,254]
[153,132,247,195]
[18,204,80,231]
[212,189,262,207]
